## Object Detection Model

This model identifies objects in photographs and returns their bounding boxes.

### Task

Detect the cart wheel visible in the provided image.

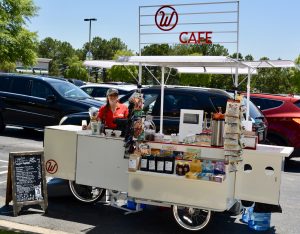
[173,205,211,231]
[69,180,105,203]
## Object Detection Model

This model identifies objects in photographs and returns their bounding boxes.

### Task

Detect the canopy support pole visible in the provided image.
[160,67,165,134]
[138,63,142,85]
[246,67,251,121]
[144,66,161,85]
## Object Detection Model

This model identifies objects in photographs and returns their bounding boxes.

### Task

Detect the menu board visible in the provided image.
[6,151,48,216]
[14,154,43,202]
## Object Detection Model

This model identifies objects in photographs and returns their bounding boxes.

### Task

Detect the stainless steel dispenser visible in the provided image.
[211,119,224,146]
[211,107,225,147]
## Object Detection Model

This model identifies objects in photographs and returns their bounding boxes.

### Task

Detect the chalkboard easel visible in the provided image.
[5,151,48,217]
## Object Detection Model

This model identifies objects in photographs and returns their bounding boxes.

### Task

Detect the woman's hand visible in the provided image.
[82,123,91,130]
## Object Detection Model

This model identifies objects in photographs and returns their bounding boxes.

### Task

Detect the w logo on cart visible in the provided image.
[46,159,58,174]
[155,6,178,31]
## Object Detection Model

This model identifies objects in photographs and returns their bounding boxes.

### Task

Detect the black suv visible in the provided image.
[0,73,103,131]
[60,86,267,142]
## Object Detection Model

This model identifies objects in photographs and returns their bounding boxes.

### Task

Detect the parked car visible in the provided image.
[60,86,267,143]
[68,78,86,87]
[250,93,300,158]
[80,83,137,101]
[0,73,103,131]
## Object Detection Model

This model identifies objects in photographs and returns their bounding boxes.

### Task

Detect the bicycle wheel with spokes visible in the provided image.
[173,205,211,231]
[69,180,105,203]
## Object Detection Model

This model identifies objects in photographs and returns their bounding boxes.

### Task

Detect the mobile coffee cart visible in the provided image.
[44,56,295,231]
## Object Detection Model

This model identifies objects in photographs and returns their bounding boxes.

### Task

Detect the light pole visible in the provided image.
[84,18,97,80]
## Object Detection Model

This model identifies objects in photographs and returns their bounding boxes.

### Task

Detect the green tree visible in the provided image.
[173,45,232,88]
[250,57,296,94]
[289,55,300,93]
[64,62,88,81]
[107,50,138,83]
[191,44,229,56]
[141,44,172,84]
[141,44,171,56]
[230,52,243,60]
[179,73,211,87]
[245,54,254,61]
[38,37,76,76]
[0,0,38,71]
[63,56,88,81]
[83,37,127,60]
[38,37,58,58]
[140,43,230,86]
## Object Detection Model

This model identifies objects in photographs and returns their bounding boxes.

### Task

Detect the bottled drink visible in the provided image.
[248,212,271,231]
[241,206,253,223]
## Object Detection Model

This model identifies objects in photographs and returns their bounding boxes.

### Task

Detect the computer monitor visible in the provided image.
[179,109,203,142]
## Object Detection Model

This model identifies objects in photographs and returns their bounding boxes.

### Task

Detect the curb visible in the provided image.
[0,220,71,234]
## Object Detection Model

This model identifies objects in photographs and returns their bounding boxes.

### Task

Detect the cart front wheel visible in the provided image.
[69,180,105,203]
[173,205,211,231]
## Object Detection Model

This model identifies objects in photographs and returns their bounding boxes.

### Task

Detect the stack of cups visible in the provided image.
[91,121,98,135]
[81,120,87,130]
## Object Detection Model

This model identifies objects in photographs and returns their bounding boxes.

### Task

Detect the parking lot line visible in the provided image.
[0,171,7,175]
[0,181,6,184]
[0,160,8,163]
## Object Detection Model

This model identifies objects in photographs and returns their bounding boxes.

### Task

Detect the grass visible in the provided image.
[0,230,26,234]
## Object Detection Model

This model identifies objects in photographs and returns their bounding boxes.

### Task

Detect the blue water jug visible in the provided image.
[241,206,253,223]
[248,212,271,231]
[127,200,146,210]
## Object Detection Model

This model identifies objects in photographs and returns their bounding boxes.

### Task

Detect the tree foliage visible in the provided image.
[288,55,300,93]
[36,35,300,94]
[80,37,127,60]
[64,62,88,81]
[139,43,230,86]
[249,57,297,94]
[4,6,296,95]
[0,0,38,70]
[107,50,138,83]
[38,37,76,76]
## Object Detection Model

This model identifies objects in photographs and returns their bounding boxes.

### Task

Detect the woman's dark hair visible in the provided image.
[101,98,110,123]
[105,97,110,109]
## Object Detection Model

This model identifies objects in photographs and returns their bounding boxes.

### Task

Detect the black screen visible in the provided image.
[183,113,199,124]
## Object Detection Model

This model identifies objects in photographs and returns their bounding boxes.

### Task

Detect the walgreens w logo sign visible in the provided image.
[155,5,212,44]
[155,6,178,31]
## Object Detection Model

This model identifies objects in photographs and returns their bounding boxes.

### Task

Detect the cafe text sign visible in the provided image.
[155,5,213,45]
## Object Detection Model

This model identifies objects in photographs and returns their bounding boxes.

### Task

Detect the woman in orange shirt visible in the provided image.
[97,88,129,129]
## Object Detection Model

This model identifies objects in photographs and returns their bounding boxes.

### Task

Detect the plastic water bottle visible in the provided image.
[241,206,253,223]
[127,200,146,210]
[248,212,271,231]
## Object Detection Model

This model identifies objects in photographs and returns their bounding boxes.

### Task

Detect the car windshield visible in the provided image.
[228,92,264,119]
[247,98,264,119]
[51,81,91,99]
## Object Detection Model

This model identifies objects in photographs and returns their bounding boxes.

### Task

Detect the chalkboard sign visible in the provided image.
[5,151,48,216]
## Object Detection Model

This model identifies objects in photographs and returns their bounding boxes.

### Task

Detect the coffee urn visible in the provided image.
[211,108,225,147]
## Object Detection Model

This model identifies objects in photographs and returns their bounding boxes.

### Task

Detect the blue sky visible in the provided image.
[28,0,300,60]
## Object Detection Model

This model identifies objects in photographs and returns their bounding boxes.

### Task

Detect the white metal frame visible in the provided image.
[84,56,296,131]
[138,1,240,53]
[138,1,240,93]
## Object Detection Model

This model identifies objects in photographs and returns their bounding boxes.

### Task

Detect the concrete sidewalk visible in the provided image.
[0,220,70,234]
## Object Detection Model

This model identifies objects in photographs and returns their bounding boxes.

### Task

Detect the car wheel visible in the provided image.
[173,205,211,231]
[69,180,105,203]
[0,114,6,132]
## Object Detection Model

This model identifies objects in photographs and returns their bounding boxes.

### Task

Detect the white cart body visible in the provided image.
[44,125,293,211]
